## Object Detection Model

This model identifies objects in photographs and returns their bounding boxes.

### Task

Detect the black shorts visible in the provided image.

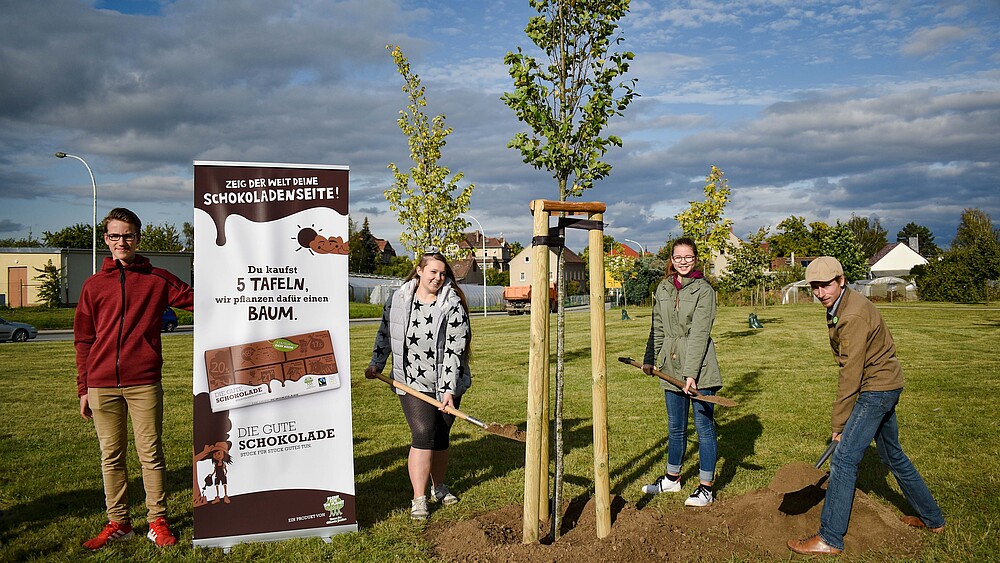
[399,392,460,451]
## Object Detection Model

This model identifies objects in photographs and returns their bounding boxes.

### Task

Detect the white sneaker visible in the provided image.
[642,474,681,494]
[685,484,714,507]
[431,484,460,506]
[410,496,429,520]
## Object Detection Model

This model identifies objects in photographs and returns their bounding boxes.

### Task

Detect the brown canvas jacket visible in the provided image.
[828,287,904,432]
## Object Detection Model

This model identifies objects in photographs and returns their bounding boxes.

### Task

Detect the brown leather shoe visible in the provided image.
[787,534,842,555]
[901,515,944,533]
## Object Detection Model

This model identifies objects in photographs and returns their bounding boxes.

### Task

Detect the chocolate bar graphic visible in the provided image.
[205,330,337,393]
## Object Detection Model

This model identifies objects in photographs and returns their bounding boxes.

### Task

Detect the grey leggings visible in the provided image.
[399,392,459,450]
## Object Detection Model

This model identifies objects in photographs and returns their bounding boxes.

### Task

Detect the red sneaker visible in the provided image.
[146,517,178,547]
[82,520,134,550]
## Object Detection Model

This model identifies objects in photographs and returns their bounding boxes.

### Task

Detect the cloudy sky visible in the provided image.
[2,0,998,255]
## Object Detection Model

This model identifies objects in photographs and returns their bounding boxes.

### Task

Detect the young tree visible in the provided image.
[721,227,771,306]
[605,245,636,309]
[845,214,888,259]
[502,0,637,538]
[33,259,62,307]
[502,0,637,201]
[385,45,474,257]
[896,222,939,258]
[820,223,868,281]
[140,223,184,251]
[674,165,734,263]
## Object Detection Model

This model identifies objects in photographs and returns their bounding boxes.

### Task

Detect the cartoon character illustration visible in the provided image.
[207,442,233,504]
[193,393,233,508]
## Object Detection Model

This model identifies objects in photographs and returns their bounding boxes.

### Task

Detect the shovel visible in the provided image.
[369,371,526,442]
[618,357,739,407]
[769,440,839,494]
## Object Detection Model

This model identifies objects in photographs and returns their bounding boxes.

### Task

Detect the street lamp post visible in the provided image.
[623,238,644,257]
[464,214,488,317]
[55,152,98,275]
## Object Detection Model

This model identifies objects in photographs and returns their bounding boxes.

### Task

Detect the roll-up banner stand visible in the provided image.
[192,161,356,550]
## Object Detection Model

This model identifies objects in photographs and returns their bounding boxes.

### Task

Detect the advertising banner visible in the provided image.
[192,161,356,549]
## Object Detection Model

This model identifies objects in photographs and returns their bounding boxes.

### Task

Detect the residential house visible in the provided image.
[709,229,745,277]
[451,257,484,285]
[453,232,511,271]
[868,240,927,278]
[373,238,397,265]
[605,243,640,290]
[508,247,587,290]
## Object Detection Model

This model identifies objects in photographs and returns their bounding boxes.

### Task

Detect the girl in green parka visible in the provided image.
[641,237,722,507]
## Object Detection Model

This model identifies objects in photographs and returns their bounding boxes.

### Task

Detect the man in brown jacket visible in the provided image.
[788,257,945,556]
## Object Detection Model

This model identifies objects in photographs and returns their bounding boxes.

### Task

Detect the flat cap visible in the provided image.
[805,256,844,283]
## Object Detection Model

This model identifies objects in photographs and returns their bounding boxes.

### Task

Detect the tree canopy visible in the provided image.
[348,217,380,274]
[43,223,101,249]
[140,223,184,252]
[502,0,637,200]
[845,214,888,259]
[896,222,939,258]
[766,216,827,258]
[674,165,733,263]
[820,222,868,281]
[385,44,474,257]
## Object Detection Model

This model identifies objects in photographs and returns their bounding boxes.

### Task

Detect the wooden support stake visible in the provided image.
[588,212,611,539]
[523,200,550,543]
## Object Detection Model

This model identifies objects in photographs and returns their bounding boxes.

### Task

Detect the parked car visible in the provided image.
[162,307,179,332]
[0,315,38,342]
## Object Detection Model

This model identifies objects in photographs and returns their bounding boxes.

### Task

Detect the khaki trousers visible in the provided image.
[88,383,166,523]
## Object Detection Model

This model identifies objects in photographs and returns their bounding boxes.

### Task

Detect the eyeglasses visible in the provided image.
[106,233,139,242]
[672,255,696,263]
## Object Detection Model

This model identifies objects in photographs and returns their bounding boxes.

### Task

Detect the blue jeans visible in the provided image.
[818,389,944,550]
[664,389,717,484]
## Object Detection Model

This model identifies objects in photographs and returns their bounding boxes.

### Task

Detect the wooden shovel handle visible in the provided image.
[617,357,739,407]
[369,371,486,429]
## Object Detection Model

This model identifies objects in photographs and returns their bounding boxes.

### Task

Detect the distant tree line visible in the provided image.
[1,221,194,251]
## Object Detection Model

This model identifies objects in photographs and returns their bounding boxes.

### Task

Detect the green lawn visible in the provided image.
[1,303,997,561]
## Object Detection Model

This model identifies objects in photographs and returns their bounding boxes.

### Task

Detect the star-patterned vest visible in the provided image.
[381,279,472,400]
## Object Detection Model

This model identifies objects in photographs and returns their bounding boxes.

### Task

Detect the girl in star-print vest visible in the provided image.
[365,251,471,520]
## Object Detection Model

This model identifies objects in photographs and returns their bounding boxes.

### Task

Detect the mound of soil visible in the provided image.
[430,464,924,561]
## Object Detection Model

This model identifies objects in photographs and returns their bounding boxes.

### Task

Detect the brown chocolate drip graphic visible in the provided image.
[194,165,349,246]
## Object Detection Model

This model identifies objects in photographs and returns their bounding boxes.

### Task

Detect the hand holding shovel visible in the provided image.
[618,357,739,407]
[365,369,526,442]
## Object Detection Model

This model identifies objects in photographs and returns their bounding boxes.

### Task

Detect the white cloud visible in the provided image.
[900,25,970,57]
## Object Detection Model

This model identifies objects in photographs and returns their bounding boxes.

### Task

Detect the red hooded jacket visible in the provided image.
[75,255,194,396]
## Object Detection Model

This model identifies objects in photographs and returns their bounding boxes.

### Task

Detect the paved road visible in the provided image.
[20,305,596,344]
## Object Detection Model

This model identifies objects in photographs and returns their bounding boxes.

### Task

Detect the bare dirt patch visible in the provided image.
[430,464,924,561]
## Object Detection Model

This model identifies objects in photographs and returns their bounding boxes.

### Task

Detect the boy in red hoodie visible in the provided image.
[74,208,194,550]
